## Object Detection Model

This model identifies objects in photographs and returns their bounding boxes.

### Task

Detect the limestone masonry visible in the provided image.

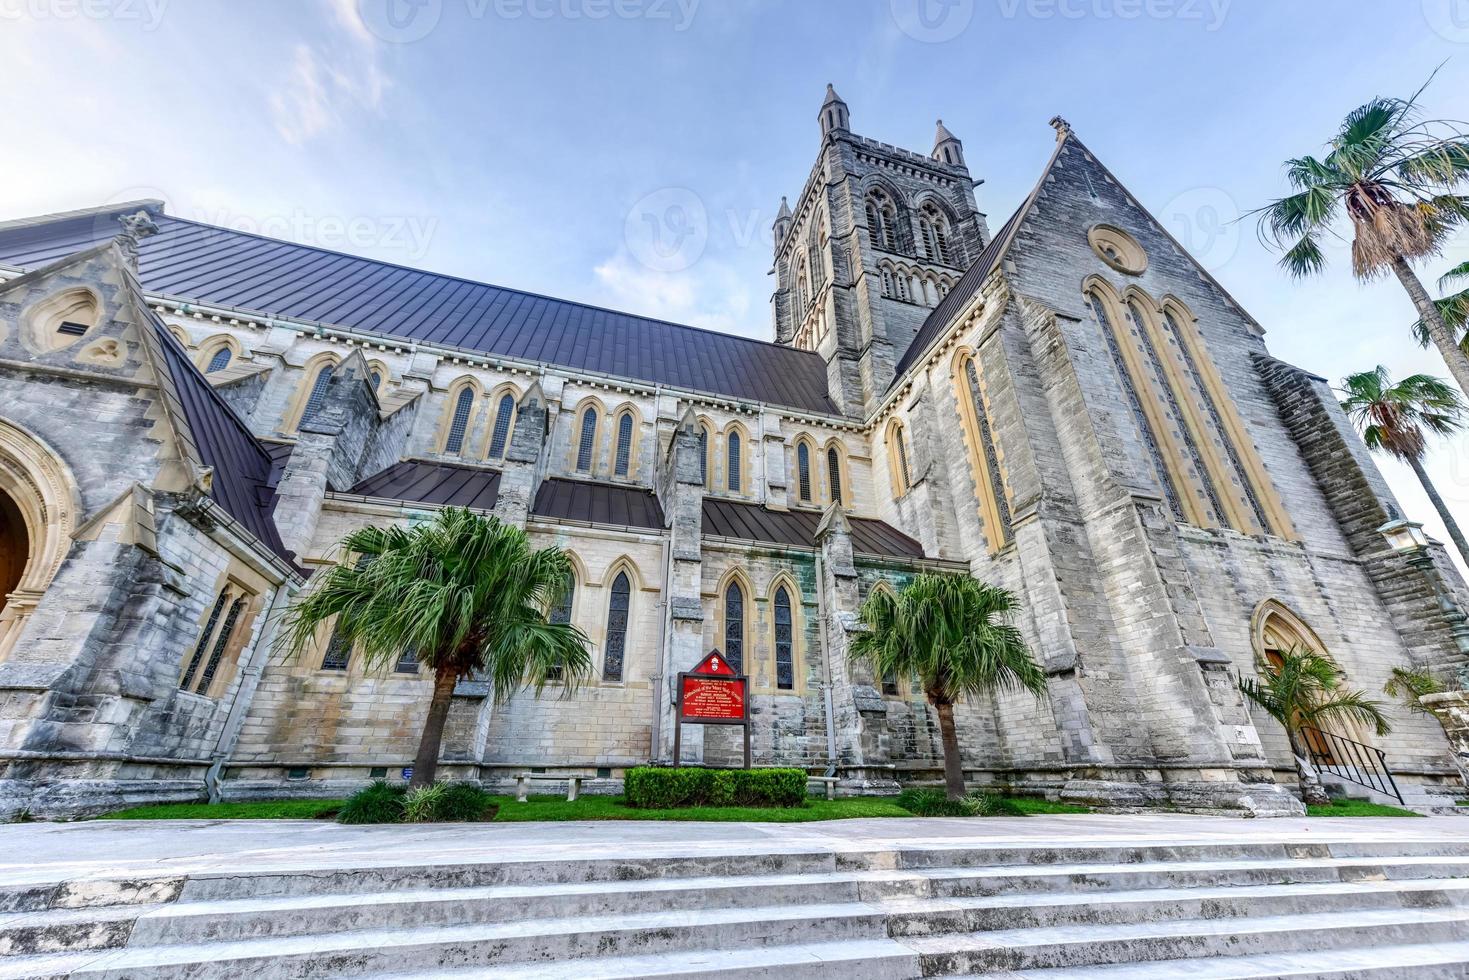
[1,89,1465,817]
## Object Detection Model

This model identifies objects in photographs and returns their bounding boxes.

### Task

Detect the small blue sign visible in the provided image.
[401,767,413,781]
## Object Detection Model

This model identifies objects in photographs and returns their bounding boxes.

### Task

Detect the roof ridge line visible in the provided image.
[157,213,824,361]
[0,199,162,233]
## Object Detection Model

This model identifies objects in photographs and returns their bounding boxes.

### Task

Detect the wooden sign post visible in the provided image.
[672,649,751,769]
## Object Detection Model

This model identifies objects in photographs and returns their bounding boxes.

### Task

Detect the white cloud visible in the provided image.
[267,1,390,144]
[592,250,758,338]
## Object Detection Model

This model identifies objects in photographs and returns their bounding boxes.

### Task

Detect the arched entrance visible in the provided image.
[0,420,77,659]
[1250,599,1368,761]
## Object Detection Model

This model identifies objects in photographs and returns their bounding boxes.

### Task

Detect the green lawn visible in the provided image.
[99,793,1088,822]
[1006,798,1091,815]
[100,799,344,820]
[1305,799,1423,817]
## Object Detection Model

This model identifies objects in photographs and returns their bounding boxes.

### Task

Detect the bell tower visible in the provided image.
[771,86,988,416]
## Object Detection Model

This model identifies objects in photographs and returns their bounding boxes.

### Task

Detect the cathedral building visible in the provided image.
[1,89,1465,817]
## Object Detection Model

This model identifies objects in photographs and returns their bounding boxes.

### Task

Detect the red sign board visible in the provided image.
[680,675,747,721]
[691,651,737,677]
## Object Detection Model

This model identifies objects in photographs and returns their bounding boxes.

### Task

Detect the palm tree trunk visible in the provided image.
[933,701,967,801]
[1393,256,1469,397]
[410,667,458,789]
[1406,453,1469,569]
[1287,727,1330,807]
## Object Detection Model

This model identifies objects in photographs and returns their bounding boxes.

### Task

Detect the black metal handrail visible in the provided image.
[1298,725,1403,804]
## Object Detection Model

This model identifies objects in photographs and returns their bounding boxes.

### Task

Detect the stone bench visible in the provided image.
[808,776,839,801]
[515,772,582,803]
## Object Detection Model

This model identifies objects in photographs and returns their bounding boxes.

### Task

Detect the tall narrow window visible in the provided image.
[1086,291,1184,521]
[726,431,742,492]
[603,571,630,682]
[369,370,382,391]
[488,393,515,459]
[180,591,229,691]
[796,442,812,503]
[963,358,1013,546]
[698,426,710,486]
[796,256,810,316]
[576,407,598,473]
[193,597,245,695]
[1162,308,1274,533]
[614,412,635,477]
[889,421,911,495]
[205,346,232,373]
[320,627,351,671]
[443,387,475,455]
[723,581,745,673]
[773,586,794,690]
[547,572,575,681]
[826,447,843,505]
[300,364,334,425]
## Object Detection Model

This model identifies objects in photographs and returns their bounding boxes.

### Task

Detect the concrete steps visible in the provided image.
[4,836,1469,978]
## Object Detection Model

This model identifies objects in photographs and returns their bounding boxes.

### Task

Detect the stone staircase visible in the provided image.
[6,836,1469,978]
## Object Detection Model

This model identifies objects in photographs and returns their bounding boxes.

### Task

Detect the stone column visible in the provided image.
[491,382,548,527]
[657,408,706,763]
[814,504,897,792]
[272,352,380,559]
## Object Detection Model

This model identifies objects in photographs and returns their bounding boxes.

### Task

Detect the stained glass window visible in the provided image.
[726,431,742,492]
[603,571,630,682]
[488,393,515,459]
[577,407,598,472]
[723,581,744,673]
[615,412,635,477]
[444,387,475,455]
[773,586,793,690]
[194,597,244,695]
[826,447,843,505]
[180,591,228,690]
[796,442,812,502]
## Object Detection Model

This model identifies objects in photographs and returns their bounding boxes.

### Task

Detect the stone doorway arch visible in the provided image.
[1249,599,1369,760]
[0,420,78,659]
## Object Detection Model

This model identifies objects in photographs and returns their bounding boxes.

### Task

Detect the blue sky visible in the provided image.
[6,0,1469,565]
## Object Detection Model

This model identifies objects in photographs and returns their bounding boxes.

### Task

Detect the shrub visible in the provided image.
[402,783,450,823]
[434,783,498,822]
[895,787,1027,818]
[337,780,407,824]
[623,767,807,809]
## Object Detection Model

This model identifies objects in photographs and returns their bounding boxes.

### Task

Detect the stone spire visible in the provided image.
[932,118,964,167]
[818,83,849,137]
[772,196,792,252]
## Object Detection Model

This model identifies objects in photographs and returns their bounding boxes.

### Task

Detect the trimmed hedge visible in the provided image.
[337,780,498,823]
[624,766,807,808]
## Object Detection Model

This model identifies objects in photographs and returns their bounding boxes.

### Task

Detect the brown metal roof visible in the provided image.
[0,206,839,414]
[531,477,665,530]
[347,459,502,510]
[701,498,924,559]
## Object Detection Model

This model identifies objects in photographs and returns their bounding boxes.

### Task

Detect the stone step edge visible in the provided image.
[9,898,1469,977]
[16,837,1469,910]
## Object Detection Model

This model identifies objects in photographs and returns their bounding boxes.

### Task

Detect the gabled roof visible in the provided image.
[701,497,924,559]
[0,205,838,414]
[147,313,294,564]
[890,131,1071,383]
[532,477,664,529]
[347,459,503,510]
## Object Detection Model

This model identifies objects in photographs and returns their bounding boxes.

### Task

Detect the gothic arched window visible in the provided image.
[614,411,635,477]
[888,420,912,495]
[576,405,599,473]
[796,441,812,503]
[959,354,1013,549]
[827,446,844,505]
[301,364,335,425]
[487,393,515,460]
[866,191,899,252]
[205,346,232,373]
[603,570,630,682]
[726,430,742,492]
[443,387,475,455]
[723,580,745,673]
[773,585,794,690]
[698,423,711,487]
[919,203,954,265]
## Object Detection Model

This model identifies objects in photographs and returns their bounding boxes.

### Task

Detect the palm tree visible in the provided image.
[1256,78,1469,395]
[1413,260,1469,357]
[1238,648,1391,807]
[1339,365,1469,567]
[282,507,591,788]
[851,574,1046,800]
